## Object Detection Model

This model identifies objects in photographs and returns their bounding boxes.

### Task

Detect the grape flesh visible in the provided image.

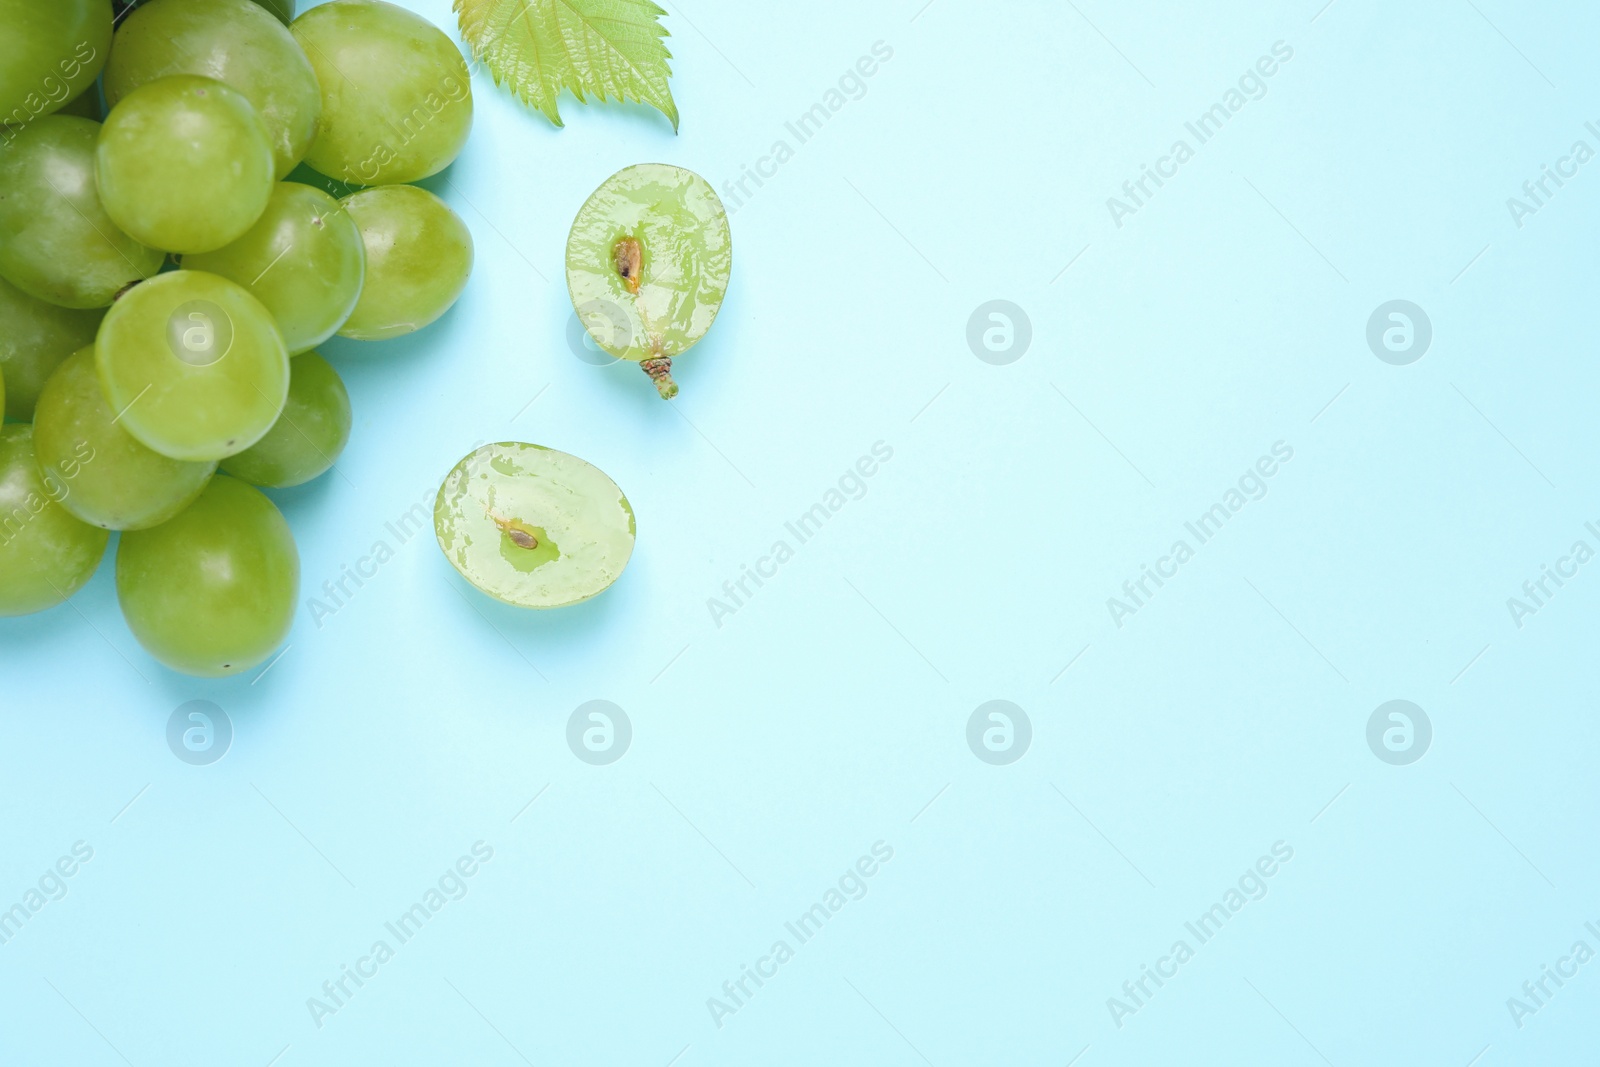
[96,270,290,462]
[221,351,351,488]
[183,182,365,354]
[339,185,473,341]
[0,276,103,420]
[0,424,109,617]
[116,474,298,676]
[435,443,636,609]
[0,0,111,127]
[33,347,217,530]
[95,75,277,254]
[0,117,164,308]
[291,0,473,185]
[566,164,732,399]
[105,0,321,179]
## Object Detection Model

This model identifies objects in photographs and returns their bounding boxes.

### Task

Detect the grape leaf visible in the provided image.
[454,0,679,131]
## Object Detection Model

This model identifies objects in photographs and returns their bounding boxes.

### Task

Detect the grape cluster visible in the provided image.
[0,0,476,677]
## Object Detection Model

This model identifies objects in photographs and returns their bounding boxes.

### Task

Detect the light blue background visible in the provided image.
[4,0,1600,1063]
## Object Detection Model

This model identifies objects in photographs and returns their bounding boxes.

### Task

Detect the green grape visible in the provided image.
[0,116,164,309]
[339,185,473,341]
[435,442,635,609]
[182,183,365,354]
[0,424,109,616]
[0,0,111,128]
[96,75,277,254]
[105,0,320,179]
[96,270,290,462]
[566,164,733,399]
[221,351,350,488]
[33,347,216,530]
[0,361,5,419]
[291,0,473,185]
[117,474,298,676]
[0,276,103,421]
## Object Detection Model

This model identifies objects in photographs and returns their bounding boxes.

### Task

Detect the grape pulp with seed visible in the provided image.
[566,164,732,399]
[435,443,636,609]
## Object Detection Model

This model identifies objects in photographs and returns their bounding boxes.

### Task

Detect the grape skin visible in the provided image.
[0,424,109,618]
[0,276,103,421]
[0,116,163,309]
[116,474,299,677]
[95,75,277,255]
[291,0,473,186]
[221,351,351,488]
[105,0,321,180]
[96,270,290,462]
[0,0,111,127]
[339,185,473,341]
[183,182,365,354]
[33,347,217,531]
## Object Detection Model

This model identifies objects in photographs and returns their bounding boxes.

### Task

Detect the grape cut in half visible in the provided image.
[435,442,635,609]
[566,164,732,399]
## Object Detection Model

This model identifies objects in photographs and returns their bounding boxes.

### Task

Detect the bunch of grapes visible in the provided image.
[0,0,476,677]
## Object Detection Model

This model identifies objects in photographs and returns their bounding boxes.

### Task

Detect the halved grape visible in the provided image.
[34,347,216,530]
[105,0,320,179]
[0,424,109,617]
[182,182,365,354]
[96,75,276,254]
[291,0,473,185]
[0,0,111,126]
[117,474,298,676]
[96,270,290,462]
[566,164,733,399]
[221,351,351,488]
[0,276,103,421]
[0,116,163,308]
[339,185,473,341]
[435,443,635,609]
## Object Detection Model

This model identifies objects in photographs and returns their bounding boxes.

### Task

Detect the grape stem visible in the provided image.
[640,357,678,400]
